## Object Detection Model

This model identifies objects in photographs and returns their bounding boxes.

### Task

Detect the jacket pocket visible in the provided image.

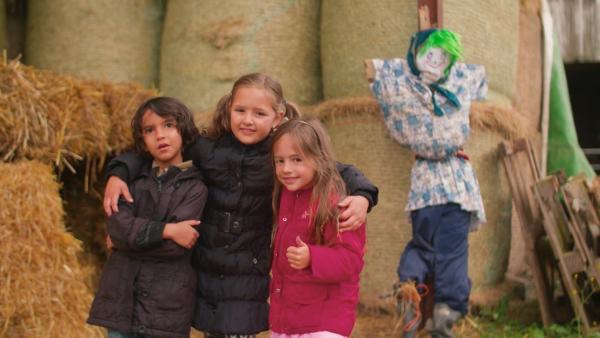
[283,282,327,329]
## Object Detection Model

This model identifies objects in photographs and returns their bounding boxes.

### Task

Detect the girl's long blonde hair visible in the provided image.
[271,118,346,245]
[207,73,300,138]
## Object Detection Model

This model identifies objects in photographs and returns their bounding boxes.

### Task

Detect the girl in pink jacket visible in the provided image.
[269,118,366,338]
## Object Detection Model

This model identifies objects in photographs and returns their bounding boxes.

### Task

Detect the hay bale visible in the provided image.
[0,0,7,52]
[0,161,103,338]
[100,81,158,153]
[444,0,519,100]
[321,0,415,99]
[25,0,163,87]
[160,0,321,112]
[309,97,519,307]
[0,59,157,172]
[321,1,519,102]
[0,59,110,170]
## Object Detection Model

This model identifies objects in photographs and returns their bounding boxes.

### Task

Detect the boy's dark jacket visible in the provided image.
[106,133,379,334]
[88,162,207,338]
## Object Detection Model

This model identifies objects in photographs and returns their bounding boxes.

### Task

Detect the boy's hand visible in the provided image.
[103,176,133,216]
[338,195,368,232]
[286,236,310,270]
[163,220,200,249]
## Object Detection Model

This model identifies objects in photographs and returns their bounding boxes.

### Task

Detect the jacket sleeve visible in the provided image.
[105,151,147,182]
[308,224,366,283]
[107,181,208,257]
[336,162,379,211]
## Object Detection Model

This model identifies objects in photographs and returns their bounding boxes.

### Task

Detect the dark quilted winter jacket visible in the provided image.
[88,162,207,338]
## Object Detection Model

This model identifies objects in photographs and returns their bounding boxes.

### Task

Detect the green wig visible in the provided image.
[417,29,463,76]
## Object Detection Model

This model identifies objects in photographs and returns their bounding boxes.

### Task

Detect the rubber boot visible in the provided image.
[424,303,461,338]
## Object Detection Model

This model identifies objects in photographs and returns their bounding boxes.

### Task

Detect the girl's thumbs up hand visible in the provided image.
[286,236,311,270]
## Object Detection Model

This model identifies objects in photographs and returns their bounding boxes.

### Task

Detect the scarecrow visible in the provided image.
[365,29,488,338]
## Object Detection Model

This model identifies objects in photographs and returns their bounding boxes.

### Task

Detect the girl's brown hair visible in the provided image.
[131,96,199,154]
[271,118,346,245]
[207,73,300,138]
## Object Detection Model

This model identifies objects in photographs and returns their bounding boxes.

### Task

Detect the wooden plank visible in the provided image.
[500,139,554,325]
[418,0,442,30]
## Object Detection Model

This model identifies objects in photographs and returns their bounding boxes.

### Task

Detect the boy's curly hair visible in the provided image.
[131,96,199,154]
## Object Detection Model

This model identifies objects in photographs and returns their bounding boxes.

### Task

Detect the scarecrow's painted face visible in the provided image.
[416,47,450,83]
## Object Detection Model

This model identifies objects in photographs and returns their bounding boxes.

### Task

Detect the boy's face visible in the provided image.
[141,109,183,169]
[416,47,450,83]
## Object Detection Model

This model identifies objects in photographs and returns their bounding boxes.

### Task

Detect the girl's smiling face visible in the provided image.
[416,47,450,81]
[229,86,284,145]
[273,133,317,192]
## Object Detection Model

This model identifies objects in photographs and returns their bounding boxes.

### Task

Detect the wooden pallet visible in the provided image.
[533,175,600,336]
[500,139,556,325]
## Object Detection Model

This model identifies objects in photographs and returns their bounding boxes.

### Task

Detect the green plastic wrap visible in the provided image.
[547,35,595,178]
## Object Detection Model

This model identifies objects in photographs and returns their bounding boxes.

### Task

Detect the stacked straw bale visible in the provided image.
[25,0,164,87]
[308,97,528,307]
[0,161,103,338]
[160,0,321,112]
[0,59,157,172]
[321,0,519,104]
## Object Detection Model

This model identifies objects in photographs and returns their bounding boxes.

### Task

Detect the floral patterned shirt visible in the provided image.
[369,58,487,230]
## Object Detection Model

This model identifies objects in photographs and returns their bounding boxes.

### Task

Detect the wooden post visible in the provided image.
[418,0,443,30]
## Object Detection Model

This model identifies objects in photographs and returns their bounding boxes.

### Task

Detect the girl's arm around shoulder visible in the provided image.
[308,224,366,283]
[336,162,379,211]
[183,135,212,170]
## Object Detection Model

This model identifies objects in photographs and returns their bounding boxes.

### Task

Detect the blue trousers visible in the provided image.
[397,203,471,314]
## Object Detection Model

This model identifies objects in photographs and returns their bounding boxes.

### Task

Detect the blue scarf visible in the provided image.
[406,29,461,116]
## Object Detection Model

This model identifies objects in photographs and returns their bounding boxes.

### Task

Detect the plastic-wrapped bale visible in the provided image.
[0,161,103,338]
[25,0,163,87]
[160,0,321,112]
[320,0,519,103]
[0,60,110,170]
[321,0,415,99]
[0,0,7,52]
[309,97,527,307]
[444,0,519,103]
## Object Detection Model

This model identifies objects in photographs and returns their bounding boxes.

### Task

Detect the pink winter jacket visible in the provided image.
[269,187,366,336]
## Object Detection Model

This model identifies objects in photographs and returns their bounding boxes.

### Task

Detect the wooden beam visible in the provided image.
[418,0,443,30]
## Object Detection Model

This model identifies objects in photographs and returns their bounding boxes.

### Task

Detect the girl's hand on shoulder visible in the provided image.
[286,236,310,270]
[338,195,368,232]
[103,176,133,216]
[106,235,115,250]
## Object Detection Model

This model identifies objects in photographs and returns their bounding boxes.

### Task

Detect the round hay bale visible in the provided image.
[160,0,321,112]
[321,1,519,102]
[0,161,103,338]
[444,0,519,100]
[310,97,519,307]
[0,0,7,52]
[321,0,416,99]
[25,0,163,87]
